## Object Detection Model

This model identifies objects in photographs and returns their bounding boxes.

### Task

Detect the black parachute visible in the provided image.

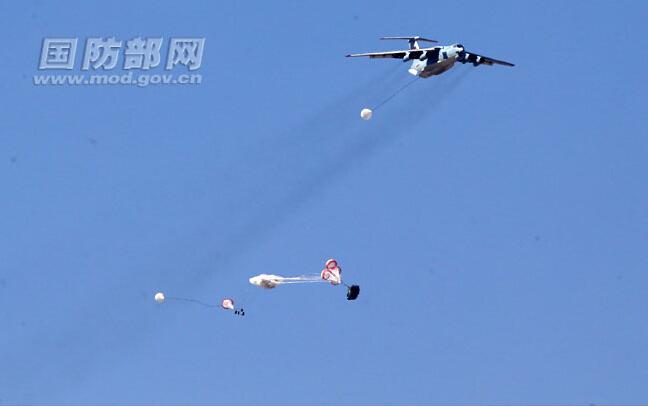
[346,285,360,300]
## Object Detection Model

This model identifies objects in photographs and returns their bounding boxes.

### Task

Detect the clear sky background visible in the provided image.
[1,0,647,405]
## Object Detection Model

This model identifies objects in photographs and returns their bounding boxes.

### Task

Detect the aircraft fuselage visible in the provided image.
[410,45,461,78]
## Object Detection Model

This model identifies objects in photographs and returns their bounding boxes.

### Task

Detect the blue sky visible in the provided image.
[1,0,647,404]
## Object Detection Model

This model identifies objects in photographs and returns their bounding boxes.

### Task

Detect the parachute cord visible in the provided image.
[166,296,219,309]
[372,76,420,111]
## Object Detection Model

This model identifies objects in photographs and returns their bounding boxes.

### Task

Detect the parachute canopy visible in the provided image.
[321,258,342,285]
[346,285,360,300]
[221,298,235,310]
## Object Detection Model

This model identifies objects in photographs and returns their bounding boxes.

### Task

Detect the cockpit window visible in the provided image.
[456,44,464,49]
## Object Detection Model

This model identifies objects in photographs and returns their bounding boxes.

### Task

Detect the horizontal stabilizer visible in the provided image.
[380,36,438,43]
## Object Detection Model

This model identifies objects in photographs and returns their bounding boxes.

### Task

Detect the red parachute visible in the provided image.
[321,258,342,285]
[221,298,245,316]
[221,298,235,310]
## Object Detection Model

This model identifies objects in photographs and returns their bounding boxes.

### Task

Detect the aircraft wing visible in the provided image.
[346,49,429,60]
[462,51,514,67]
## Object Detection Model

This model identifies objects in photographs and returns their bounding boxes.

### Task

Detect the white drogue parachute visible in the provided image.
[154,292,165,303]
[360,108,373,120]
[248,273,323,289]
